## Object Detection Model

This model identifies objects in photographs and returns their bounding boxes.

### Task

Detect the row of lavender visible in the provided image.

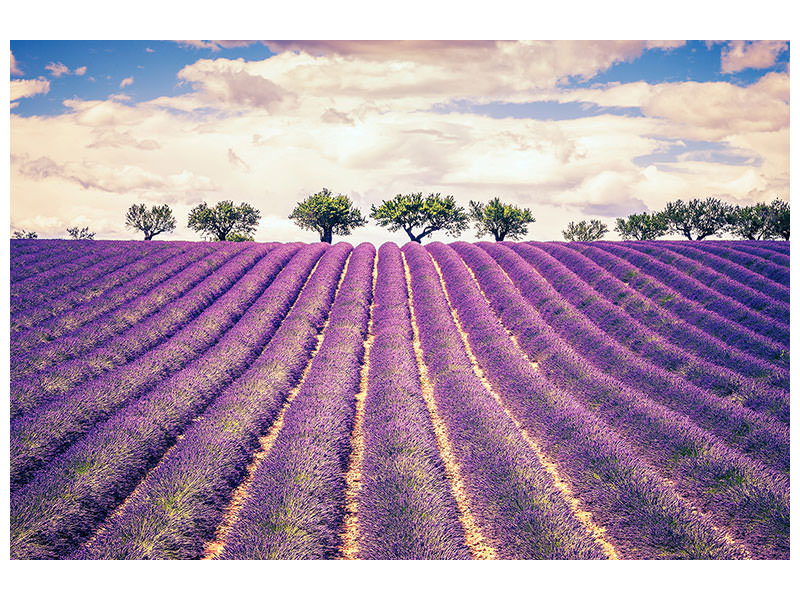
[9,239,788,559]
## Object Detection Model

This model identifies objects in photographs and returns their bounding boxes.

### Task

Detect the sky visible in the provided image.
[8,38,791,243]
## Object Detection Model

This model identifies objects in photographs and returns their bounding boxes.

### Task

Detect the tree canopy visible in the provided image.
[288,188,366,243]
[188,200,261,242]
[12,230,37,239]
[562,219,609,242]
[67,226,95,240]
[371,193,469,243]
[768,198,789,240]
[614,212,668,240]
[663,197,732,240]
[469,198,535,241]
[727,203,775,240]
[125,203,177,240]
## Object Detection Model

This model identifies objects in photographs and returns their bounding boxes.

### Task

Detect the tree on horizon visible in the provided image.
[125,204,177,240]
[288,188,366,243]
[470,197,535,241]
[188,200,261,242]
[371,193,469,243]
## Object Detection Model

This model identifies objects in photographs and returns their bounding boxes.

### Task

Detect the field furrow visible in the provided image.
[7,239,789,560]
[429,242,749,559]
[217,244,373,559]
[10,243,332,558]
[11,243,190,333]
[10,244,270,419]
[590,242,789,346]
[72,243,353,559]
[11,243,225,356]
[726,241,790,264]
[10,242,170,314]
[352,243,471,560]
[484,243,789,473]
[9,244,306,490]
[569,242,788,366]
[404,243,609,559]
[448,242,788,559]
[659,242,789,292]
[622,242,790,321]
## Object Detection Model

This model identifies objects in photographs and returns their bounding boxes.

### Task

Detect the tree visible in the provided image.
[728,203,775,240]
[663,197,732,240]
[288,188,366,243]
[469,197,535,241]
[188,200,261,242]
[371,192,469,243]
[66,226,96,240]
[12,230,37,239]
[614,212,668,240]
[126,203,176,240]
[226,232,255,242]
[563,220,609,242]
[768,198,789,240]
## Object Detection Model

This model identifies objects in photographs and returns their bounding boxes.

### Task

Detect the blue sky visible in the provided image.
[9,40,791,242]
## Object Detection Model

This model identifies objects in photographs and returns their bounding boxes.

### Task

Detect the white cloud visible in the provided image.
[120,76,134,88]
[45,61,70,77]
[227,148,251,172]
[74,66,87,76]
[9,43,790,242]
[11,50,23,76]
[178,40,259,51]
[10,77,50,102]
[721,41,788,73]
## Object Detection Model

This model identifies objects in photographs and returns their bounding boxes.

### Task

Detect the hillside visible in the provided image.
[9,239,789,559]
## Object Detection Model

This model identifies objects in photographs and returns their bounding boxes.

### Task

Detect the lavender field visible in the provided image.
[9,238,789,560]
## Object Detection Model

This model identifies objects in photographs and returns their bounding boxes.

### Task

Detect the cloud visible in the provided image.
[227,148,251,172]
[11,50,23,76]
[14,152,215,196]
[9,43,790,242]
[645,41,686,50]
[178,40,260,51]
[74,66,87,76]
[10,77,50,102]
[45,61,70,77]
[120,76,134,88]
[145,47,155,53]
[321,108,355,125]
[177,59,292,109]
[86,130,161,150]
[721,41,788,73]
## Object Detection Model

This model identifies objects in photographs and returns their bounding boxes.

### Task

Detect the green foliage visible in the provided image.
[66,226,95,240]
[728,198,790,240]
[727,203,774,240]
[768,198,789,240]
[662,197,732,240]
[288,188,366,243]
[614,212,668,240]
[225,232,255,242]
[371,192,469,243]
[469,197,535,241]
[562,219,609,242]
[188,200,261,242]
[125,203,176,240]
[12,230,38,239]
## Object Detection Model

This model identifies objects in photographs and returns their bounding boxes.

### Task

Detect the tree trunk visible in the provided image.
[144,232,154,240]
[320,229,332,243]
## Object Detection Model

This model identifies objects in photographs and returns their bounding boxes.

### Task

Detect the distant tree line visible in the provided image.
[614,197,789,241]
[11,193,789,243]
